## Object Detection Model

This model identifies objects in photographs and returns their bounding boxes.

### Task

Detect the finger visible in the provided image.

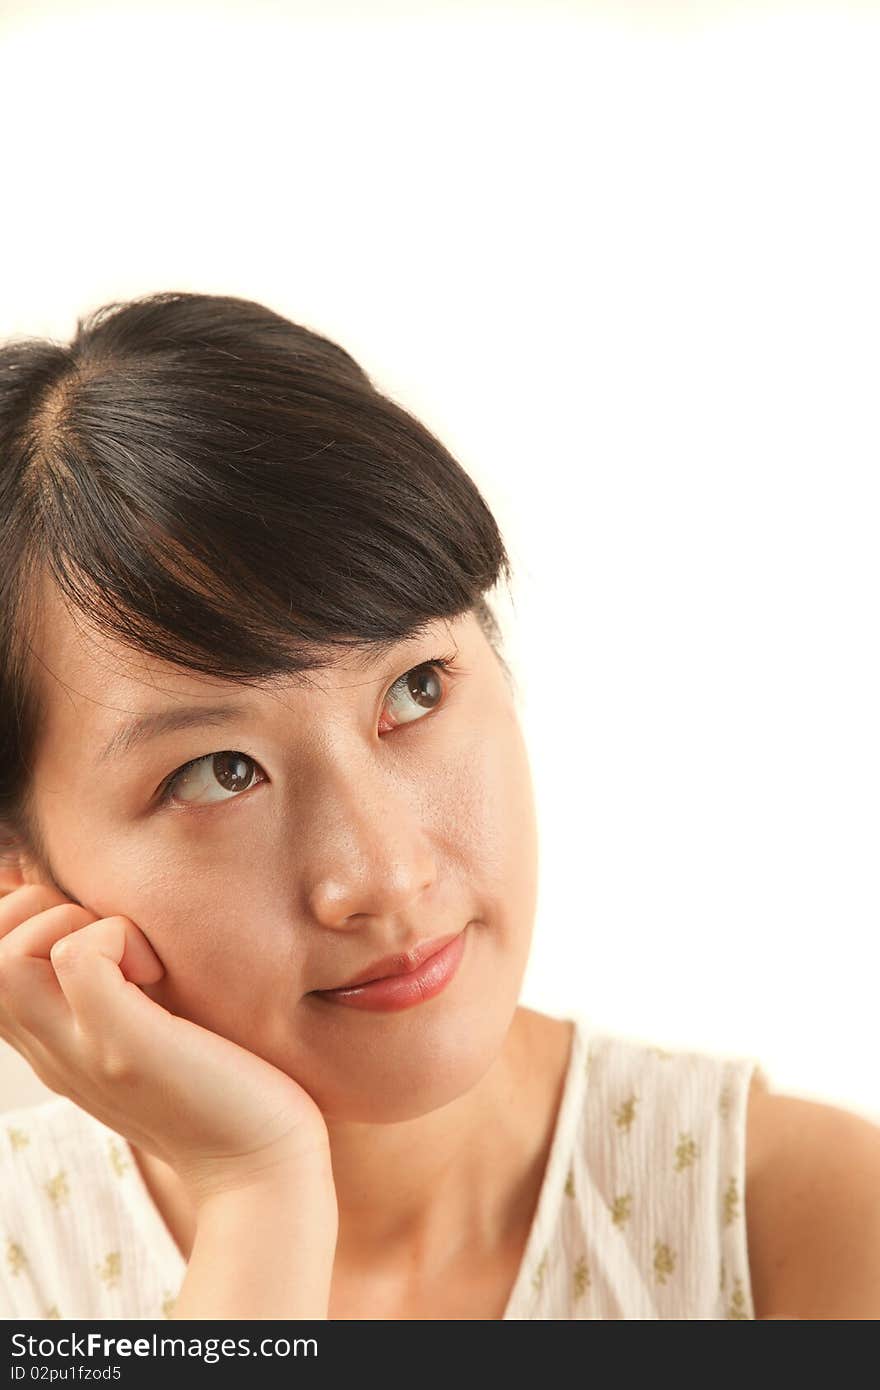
[0,884,77,942]
[0,894,164,987]
[1,910,163,1104]
[1,902,164,1065]
[49,916,168,1055]
[0,898,94,1046]
[1,903,95,967]
[0,950,80,1063]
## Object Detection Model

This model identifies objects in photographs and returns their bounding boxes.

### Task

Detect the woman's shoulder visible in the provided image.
[743,1076,880,1319]
[537,1013,880,1318]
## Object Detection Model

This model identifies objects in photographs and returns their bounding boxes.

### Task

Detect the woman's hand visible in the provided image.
[0,881,335,1209]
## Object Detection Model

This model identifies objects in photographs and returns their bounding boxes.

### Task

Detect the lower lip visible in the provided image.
[312,927,468,1012]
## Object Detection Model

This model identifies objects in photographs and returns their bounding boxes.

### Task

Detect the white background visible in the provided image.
[1,0,877,1121]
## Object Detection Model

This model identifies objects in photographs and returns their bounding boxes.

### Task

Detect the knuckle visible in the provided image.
[79,1033,134,1086]
[57,905,98,931]
[77,1031,117,1078]
[97,1051,133,1084]
[52,906,94,937]
[49,934,82,968]
[48,940,70,969]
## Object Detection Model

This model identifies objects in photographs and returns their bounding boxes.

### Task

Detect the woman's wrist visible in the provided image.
[170,1160,339,1321]
[178,1133,337,1213]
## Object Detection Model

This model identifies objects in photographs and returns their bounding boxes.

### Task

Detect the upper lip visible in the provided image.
[315,930,462,992]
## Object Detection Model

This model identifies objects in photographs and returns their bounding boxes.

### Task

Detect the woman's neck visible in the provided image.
[129,1006,574,1297]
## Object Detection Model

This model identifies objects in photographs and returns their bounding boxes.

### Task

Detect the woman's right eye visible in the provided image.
[159,751,265,808]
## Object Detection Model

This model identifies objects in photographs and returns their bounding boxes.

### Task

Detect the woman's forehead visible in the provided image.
[30,579,473,737]
[32,579,213,700]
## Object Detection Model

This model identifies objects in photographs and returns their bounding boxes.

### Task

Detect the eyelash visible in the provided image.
[156,652,460,810]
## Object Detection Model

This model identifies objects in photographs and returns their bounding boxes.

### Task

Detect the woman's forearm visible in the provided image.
[169,1165,339,1321]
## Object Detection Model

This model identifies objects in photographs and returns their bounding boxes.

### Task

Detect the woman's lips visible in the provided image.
[318,929,463,991]
[312,925,468,1012]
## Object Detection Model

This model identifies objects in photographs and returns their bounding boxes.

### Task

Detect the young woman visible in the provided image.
[0,292,877,1321]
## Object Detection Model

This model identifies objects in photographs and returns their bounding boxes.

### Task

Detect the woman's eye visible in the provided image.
[160,751,265,808]
[159,658,453,808]
[383,658,449,727]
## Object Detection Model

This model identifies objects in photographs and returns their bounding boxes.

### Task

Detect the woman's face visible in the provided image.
[21,583,539,1122]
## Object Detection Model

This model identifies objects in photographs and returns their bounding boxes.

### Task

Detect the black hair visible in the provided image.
[0,290,514,872]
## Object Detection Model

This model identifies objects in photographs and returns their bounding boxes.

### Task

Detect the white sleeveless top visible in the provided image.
[0,1014,763,1320]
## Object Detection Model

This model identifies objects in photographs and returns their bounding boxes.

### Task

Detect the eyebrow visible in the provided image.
[97,704,253,765]
[94,624,455,766]
[94,636,439,766]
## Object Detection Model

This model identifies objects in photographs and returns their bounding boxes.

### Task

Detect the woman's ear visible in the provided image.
[0,858,26,895]
[0,852,48,896]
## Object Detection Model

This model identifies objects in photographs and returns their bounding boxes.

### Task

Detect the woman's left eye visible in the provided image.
[382,656,452,728]
[157,656,456,809]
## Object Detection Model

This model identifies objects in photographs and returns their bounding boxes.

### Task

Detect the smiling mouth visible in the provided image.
[312,930,464,994]
[309,926,470,1012]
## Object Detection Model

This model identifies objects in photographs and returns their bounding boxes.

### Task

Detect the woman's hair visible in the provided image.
[0,290,514,871]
